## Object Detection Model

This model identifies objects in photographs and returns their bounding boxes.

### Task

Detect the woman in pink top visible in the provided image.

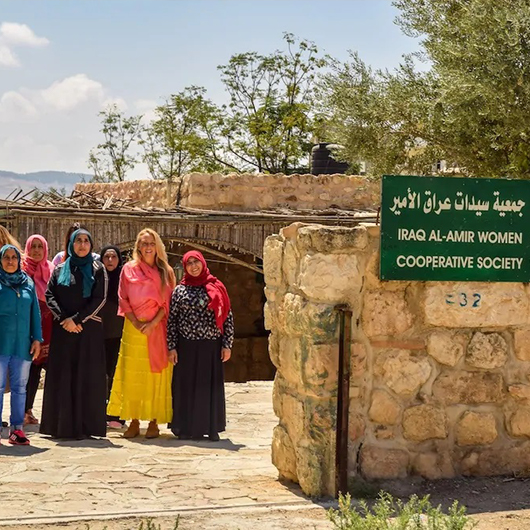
[107,228,176,439]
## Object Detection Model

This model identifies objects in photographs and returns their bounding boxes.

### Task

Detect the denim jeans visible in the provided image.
[0,355,32,430]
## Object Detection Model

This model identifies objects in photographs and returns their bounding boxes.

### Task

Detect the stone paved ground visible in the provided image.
[0,382,331,528]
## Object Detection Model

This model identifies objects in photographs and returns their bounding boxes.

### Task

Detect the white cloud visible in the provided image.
[0,91,38,122]
[0,22,49,47]
[41,74,105,111]
[0,74,140,175]
[0,44,18,67]
[0,22,49,67]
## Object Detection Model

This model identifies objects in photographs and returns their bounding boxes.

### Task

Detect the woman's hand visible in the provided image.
[61,318,80,333]
[129,316,144,332]
[168,349,178,365]
[141,320,156,336]
[30,340,41,359]
[221,348,231,362]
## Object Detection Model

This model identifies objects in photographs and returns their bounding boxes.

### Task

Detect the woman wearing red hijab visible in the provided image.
[167,250,234,442]
[22,234,54,425]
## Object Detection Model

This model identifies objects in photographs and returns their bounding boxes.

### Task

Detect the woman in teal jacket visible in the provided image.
[0,244,42,445]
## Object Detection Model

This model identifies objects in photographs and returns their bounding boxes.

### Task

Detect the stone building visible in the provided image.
[264,220,530,496]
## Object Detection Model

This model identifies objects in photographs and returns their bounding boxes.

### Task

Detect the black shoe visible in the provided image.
[178,433,192,440]
[208,433,220,442]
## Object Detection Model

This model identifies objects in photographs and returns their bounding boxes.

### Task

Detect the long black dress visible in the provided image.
[40,262,108,439]
[167,284,234,438]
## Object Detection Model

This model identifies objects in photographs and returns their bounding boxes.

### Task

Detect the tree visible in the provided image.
[88,105,142,182]
[218,33,327,174]
[320,0,530,179]
[140,87,225,181]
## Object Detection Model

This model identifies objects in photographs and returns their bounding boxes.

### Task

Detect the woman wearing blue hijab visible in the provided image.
[40,229,108,439]
[0,244,43,445]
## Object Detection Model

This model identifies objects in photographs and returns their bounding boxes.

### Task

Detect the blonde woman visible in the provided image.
[107,229,176,438]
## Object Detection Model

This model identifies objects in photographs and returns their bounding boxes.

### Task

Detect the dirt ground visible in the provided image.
[4,476,530,529]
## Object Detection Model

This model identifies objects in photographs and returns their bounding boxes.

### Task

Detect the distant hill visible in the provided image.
[0,170,91,199]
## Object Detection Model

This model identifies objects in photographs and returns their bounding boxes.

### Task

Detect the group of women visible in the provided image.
[0,224,234,445]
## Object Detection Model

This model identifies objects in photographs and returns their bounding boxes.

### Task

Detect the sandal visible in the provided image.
[24,412,39,425]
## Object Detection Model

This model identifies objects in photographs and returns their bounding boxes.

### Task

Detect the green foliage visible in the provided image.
[140,87,224,181]
[218,32,327,174]
[89,105,143,182]
[320,0,530,179]
[328,492,476,530]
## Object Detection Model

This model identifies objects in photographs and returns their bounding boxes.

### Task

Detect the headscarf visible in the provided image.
[0,244,29,288]
[181,250,231,330]
[100,245,123,304]
[22,235,54,301]
[57,229,95,298]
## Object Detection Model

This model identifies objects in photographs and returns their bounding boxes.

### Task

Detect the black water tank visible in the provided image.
[311,143,349,175]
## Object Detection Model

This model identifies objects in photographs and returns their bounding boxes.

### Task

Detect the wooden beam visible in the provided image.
[167,237,263,274]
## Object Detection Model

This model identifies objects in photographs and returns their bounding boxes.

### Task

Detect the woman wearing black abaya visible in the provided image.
[99,245,125,428]
[167,250,234,442]
[40,229,108,439]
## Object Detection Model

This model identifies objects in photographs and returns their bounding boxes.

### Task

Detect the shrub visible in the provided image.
[328,491,476,530]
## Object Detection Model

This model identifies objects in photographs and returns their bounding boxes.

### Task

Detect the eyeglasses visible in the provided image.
[139,242,156,248]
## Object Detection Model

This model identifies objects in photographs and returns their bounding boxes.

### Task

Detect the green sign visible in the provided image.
[380,175,530,282]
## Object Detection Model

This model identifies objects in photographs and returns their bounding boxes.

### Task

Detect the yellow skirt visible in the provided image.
[107,319,173,423]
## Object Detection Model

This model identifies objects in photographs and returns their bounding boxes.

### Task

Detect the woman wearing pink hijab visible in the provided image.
[22,235,54,425]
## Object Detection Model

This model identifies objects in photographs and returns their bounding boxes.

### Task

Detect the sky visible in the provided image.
[0,0,421,178]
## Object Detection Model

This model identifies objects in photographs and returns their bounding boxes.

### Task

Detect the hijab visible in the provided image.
[57,229,95,298]
[22,235,54,301]
[0,244,29,288]
[100,245,123,304]
[181,250,231,330]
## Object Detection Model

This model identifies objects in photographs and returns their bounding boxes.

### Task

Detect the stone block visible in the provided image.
[402,405,448,442]
[362,291,414,337]
[263,236,284,287]
[462,443,530,476]
[466,332,508,369]
[378,350,432,397]
[351,343,367,379]
[412,452,455,480]
[423,282,528,328]
[514,329,530,361]
[277,336,303,387]
[295,439,327,496]
[456,411,498,446]
[433,371,504,404]
[282,394,305,445]
[282,240,299,287]
[360,445,409,480]
[296,225,369,253]
[426,331,467,367]
[507,407,530,438]
[301,343,339,396]
[508,384,530,402]
[271,425,297,482]
[349,412,365,441]
[368,389,401,425]
[298,253,362,304]
[277,293,338,342]
[364,251,410,292]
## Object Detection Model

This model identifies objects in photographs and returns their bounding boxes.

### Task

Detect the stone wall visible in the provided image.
[76,173,380,212]
[263,222,530,496]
